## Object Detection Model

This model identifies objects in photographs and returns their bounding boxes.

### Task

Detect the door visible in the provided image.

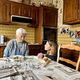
[43,28,57,44]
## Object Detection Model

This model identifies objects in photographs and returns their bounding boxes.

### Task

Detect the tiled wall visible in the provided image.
[0,24,35,44]
[58,25,80,45]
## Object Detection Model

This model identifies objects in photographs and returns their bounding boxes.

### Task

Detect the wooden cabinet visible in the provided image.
[0,45,44,57]
[0,0,38,27]
[63,0,80,24]
[0,0,10,24]
[10,1,22,16]
[35,6,58,44]
[21,4,31,17]
[43,6,58,27]
[10,1,39,27]
[39,6,58,27]
[10,1,32,17]
[30,5,39,27]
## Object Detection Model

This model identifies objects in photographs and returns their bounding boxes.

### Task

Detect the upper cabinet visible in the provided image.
[0,0,57,28]
[30,5,39,27]
[21,4,31,17]
[63,0,80,24]
[10,1,39,27]
[0,0,39,27]
[10,1,22,16]
[43,6,58,27]
[35,6,58,44]
[0,0,10,23]
[39,6,58,27]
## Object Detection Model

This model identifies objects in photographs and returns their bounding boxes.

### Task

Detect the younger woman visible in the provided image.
[37,40,57,61]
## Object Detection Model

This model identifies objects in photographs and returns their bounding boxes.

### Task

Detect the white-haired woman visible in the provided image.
[3,28,29,57]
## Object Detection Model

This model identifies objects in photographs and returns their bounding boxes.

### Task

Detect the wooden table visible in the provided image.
[0,56,80,80]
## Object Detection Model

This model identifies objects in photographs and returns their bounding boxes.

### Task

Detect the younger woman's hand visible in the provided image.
[37,53,44,59]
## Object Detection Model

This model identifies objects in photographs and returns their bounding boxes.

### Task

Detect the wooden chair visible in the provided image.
[57,44,80,71]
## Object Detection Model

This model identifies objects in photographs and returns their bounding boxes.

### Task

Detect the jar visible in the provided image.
[0,35,4,44]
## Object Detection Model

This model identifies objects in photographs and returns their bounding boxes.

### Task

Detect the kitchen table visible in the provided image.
[0,56,80,80]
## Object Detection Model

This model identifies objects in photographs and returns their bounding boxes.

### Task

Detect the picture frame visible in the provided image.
[60,27,70,34]
[69,31,75,38]
[75,31,80,38]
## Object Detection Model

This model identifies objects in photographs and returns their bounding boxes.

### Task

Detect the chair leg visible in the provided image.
[57,45,60,62]
[76,53,80,71]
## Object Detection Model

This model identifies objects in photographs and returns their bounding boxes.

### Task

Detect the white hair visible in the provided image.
[16,28,27,36]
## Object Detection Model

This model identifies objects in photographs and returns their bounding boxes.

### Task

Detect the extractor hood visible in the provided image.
[11,15,32,24]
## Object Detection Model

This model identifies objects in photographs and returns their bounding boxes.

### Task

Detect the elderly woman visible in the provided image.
[3,28,29,57]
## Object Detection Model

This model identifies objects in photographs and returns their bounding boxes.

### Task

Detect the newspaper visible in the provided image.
[0,67,17,79]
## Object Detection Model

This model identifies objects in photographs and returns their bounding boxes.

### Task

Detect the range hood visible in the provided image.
[11,15,32,24]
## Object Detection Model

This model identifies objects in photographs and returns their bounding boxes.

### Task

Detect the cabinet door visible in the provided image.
[0,0,10,23]
[0,46,5,58]
[21,4,31,17]
[30,6,39,27]
[43,7,58,27]
[78,0,80,20]
[63,0,78,24]
[10,1,22,16]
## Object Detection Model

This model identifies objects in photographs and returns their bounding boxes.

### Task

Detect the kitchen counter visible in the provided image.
[0,44,44,57]
[0,45,5,58]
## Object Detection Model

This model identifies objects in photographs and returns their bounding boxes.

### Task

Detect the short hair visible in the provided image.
[16,28,27,36]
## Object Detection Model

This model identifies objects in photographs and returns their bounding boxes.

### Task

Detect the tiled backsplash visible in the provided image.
[0,24,35,44]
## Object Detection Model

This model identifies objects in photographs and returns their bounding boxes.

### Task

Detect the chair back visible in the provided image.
[57,44,80,71]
